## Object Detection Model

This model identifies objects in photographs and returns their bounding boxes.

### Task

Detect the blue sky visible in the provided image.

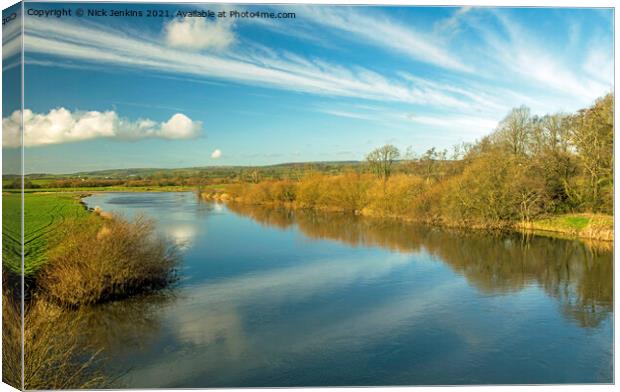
[1,4,614,174]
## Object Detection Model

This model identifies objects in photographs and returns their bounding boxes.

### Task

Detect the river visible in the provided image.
[81,191,613,387]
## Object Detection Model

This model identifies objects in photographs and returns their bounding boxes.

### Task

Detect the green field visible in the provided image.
[2,193,90,276]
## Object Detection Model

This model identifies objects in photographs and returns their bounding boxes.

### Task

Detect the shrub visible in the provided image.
[243,182,275,204]
[296,172,324,208]
[38,214,179,307]
[270,180,297,203]
[329,172,373,212]
[3,288,106,389]
[367,174,425,217]
[2,288,21,389]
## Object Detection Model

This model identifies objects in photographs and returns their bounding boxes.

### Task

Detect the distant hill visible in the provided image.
[17,161,364,180]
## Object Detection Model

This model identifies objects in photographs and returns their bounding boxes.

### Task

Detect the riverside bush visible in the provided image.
[38,214,179,307]
[3,288,106,389]
[216,94,613,228]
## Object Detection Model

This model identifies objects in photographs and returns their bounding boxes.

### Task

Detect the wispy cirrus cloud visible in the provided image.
[164,17,235,51]
[2,108,202,148]
[22,18,482,110]
[19,7,613,151]
[2,12,22,71]
[294,6,473,73]
[319,109,376,121]
[264,6,612,111]
[250,7,611,116]
[471,10,613,105]
[433,6,473,36]
[315,102,499,140]
[582,40,613,87]
[404,112,499,138]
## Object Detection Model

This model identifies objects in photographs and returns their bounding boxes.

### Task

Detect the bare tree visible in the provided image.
[366,144,400,182]
[493,106,532,156]
[567,94,613,211]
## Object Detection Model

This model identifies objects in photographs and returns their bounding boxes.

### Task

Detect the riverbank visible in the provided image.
[2,192,91,276]
[517,214,613,242]
[3,187,213,275]
[202,191,614,242]
[2,192,180,300]
[2,191,181,388]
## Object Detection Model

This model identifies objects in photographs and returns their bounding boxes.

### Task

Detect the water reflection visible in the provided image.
[226,202,613,328]
[79,193,612,386]
[69,293,173,353]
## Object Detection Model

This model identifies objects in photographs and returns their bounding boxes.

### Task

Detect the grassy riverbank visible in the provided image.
[2,192,180,388]
[3,186,220,277]
[2,192,91,276]
[201,185,614,242]
[3,192,180,301]
[517,214,613,241]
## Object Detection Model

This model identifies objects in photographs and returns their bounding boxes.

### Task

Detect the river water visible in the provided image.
[82,191,613,387]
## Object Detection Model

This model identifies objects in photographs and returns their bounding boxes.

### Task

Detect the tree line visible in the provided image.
[215,94,613,228]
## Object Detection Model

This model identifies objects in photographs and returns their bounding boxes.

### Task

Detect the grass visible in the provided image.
[2,193,21,277]
[520,213,613,241]
[3,191,180,305]
[2,192,90,276]
[2,287,21,389]
[2,188,201,276]
[536,215,591,231]
[2,191,180,388]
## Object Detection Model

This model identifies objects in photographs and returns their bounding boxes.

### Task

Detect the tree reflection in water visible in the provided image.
[225,202,612,329]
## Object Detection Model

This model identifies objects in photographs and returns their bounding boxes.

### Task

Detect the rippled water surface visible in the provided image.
[82,192,613,387]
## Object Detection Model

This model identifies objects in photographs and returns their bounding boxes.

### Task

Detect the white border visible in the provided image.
[0,1,617,392]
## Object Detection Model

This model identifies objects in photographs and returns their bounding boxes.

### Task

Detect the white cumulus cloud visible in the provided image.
[160,113,203,139]
[2,108,202,148]
[165,17,235,51]
[211,149,222,159]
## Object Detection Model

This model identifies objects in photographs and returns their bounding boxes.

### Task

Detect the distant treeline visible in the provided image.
[41,177,229,188]
[210,94,613,228]
[12,162,361,189]
[9,177,232,189]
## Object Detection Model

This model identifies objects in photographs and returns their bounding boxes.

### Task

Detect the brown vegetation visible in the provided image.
[3,198,180,388]
[46,176,231,189]
[2,287,22,389]
[3,288,107,389]
[207,94,613,237]
[227,204,612,328]
[38,214,179,307]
